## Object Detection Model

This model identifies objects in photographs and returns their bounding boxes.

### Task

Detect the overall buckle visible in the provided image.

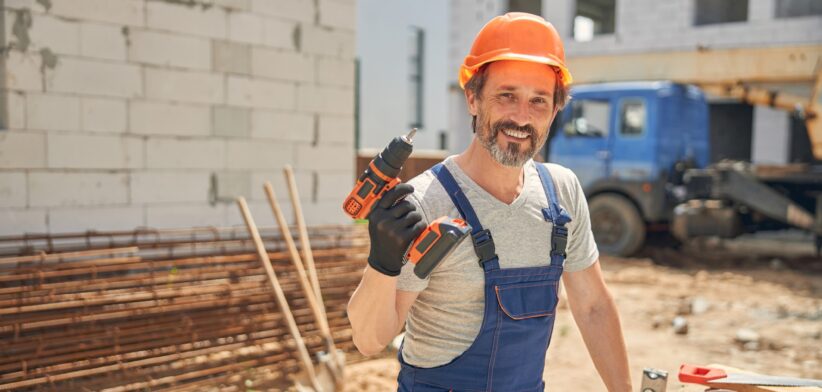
[551,226,568,257]
[472,229,497,266]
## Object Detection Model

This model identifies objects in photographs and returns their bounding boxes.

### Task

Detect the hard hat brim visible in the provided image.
[459,53,573,89]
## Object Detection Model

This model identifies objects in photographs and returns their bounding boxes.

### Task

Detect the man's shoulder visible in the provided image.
[404,163,453,217]
[535,161,580,189]
[406,166,438,193]
[533,161,585,213]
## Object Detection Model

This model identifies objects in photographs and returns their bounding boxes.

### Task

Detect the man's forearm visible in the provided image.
[347,266,401,356]
[571,291,632,391]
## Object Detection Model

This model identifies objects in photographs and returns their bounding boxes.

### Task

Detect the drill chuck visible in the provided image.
[375,132,414,179]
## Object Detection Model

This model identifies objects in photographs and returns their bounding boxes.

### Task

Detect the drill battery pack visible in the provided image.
[405,217,472,279]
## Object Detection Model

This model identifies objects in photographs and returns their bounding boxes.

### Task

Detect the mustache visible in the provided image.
[491,121,536,137]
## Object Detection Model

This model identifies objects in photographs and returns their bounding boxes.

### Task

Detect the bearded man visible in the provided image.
[347,12,632,391]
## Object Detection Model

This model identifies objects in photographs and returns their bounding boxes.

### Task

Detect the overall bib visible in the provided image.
[398,163,571,392]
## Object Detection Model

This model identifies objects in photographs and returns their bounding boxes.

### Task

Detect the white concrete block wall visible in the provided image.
[0,0,357,235]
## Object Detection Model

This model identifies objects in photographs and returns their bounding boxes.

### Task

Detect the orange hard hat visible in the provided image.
[459,12,572,89]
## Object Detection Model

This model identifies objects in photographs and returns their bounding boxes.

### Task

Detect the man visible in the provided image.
[347,12,632,391]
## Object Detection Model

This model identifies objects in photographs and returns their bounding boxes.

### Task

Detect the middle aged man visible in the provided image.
[348,12,632,391]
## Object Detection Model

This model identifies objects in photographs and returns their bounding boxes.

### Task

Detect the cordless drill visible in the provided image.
[344,130,471,279]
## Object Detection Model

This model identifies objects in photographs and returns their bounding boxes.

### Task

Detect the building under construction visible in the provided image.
[446,0,821,159]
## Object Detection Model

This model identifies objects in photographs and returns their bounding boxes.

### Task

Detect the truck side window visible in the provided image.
[564,99,609,137]
[620,99,646,136]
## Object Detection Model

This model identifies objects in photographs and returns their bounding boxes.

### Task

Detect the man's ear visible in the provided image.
[465,88,479,116]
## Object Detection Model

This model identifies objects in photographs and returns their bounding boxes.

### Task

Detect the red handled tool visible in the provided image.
[343,130,471,279]
[679,364,822,387]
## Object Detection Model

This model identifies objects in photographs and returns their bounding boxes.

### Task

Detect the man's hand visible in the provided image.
[367,184,427,276]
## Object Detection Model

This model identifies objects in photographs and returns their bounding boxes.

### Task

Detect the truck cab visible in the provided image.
[548,81,710,255]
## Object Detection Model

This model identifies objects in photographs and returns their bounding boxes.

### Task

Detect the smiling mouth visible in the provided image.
[502,129,531,139]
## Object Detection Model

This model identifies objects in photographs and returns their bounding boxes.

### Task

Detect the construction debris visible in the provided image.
[690,297,710,315]
[0,223,369,391]
[672,316,689,335]
[735,328,762,351]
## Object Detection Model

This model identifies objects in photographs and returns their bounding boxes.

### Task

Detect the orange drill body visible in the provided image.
[343,160,401,220]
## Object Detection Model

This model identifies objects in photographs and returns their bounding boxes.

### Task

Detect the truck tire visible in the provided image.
[588,194,646,257]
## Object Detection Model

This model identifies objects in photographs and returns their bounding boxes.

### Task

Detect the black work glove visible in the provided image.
[367,183,427,277]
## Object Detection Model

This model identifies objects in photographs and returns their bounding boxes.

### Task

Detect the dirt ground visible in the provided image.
[342,242,822,391]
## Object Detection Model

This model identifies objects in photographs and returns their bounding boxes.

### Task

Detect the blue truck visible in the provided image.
[547,81,822,256]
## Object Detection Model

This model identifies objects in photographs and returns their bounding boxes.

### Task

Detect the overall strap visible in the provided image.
[534,163,572,266]
[430,163,499,271]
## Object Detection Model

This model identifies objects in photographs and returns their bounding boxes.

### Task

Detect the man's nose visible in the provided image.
[509,100,531,126]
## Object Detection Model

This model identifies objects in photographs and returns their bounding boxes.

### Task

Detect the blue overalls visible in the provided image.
[397,162,571,392]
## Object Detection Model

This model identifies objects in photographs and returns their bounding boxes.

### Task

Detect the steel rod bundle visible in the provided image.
[0,223,369,391]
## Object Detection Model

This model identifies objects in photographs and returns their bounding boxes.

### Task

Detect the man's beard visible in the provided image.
[476,113,549,168]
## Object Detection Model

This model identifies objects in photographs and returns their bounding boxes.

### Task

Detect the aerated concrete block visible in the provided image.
[146,1,227,39]
[80,22,127,61]
[49,206,145,232]
[319,0,356,31]
[213,171,251,202]
[81,97,127,133]
[145,138,225,169]
[228,12,264,45]
[296,85,354,115]
[128,29,211,70]
[0,172,27,208]
[317,115,354,146]
[47,57,142,98]
[26,93,81,131]
[47,133,143,169]
[295,144,354,171]
[227,76,296,110]
[145,68,223,105]
[213,41,251,75]
[251,0,314,23]
[251,47,313,83]
[213,106,251,138]
[130,171,211,204]
[130,101,211,137]
[226,139,293,170]
[0,208,47,235]
[251,110,314,142]
[0,131,46,169]
[28,171,129,207]
[49,0,145,26]
[146,203,227,228]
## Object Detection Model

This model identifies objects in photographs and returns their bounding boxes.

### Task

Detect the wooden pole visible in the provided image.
[282,166,345,386]
[262,182,335,343]
[235,197,322,392]
[283,165,326,321]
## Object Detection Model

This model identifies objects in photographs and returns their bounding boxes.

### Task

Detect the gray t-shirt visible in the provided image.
[397,156,599,368]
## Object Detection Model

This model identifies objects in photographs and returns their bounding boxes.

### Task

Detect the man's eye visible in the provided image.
[531,97,547,104]
[499,93,514,100]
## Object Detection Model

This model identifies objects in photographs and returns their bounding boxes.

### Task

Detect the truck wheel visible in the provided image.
[589,194,646,257]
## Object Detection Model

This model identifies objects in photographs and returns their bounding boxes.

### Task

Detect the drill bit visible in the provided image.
[404,128,418,144]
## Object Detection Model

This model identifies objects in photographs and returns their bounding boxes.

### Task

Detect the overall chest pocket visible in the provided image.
[494,280,559,320]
